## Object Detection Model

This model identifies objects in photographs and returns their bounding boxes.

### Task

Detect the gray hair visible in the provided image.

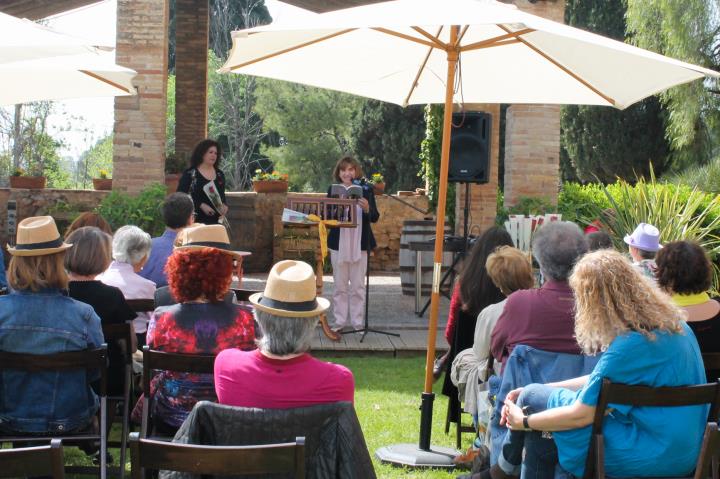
[112,225,152,266]
[254,310,319,356]
[532,221,587,282]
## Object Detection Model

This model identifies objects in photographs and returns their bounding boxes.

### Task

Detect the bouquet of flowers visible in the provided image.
[253,169,289,182]
[203,181,231,231]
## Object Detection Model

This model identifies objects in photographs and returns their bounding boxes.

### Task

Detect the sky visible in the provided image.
[39,0,312,159]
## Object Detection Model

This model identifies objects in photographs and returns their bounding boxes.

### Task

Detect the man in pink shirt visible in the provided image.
[214,260,354,408]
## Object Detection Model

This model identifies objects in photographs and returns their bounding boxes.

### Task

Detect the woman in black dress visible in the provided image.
[177,139,229,225]
[65,226,137,397]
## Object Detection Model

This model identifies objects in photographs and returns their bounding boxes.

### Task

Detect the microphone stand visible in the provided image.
[341,180,399,342]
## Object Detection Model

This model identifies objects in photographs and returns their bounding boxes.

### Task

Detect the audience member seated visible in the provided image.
[139,193,194,288]
[470,250,706,479]
[143,224,255,433]
[441,226,513,425]
[451,246,534,418]
[490,221,586,365]
[98,225,155,345]
[65,226,137,396]
[624,222,661,280]
[585,230,613,251]
[656,240,720,380]
[0,216,104,437]
[64,211,113,239]
[215,260,354,408]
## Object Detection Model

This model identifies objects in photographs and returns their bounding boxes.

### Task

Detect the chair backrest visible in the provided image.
[232,288,260,302]
[129,432,305,479]
[0,344,108,397]
[703,353,720,381]
[0,438,65,478]
[141,346,216,437]
[103,323,134,366]
[584,379,720,479]
[126,298,156,313]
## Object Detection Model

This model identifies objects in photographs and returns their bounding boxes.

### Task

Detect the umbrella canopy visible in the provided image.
[0,11,110,64]
[222,0,718,109]
[220,0,718,460]
[0,51,136,105]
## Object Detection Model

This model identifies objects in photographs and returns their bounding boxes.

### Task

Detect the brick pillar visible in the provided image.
[113,0,169,193]
[175,0,209,161]
[455,104,501,236]
[503,0,565,208]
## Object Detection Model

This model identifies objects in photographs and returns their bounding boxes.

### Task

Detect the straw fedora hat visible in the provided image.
[7,216,73,257]
[250,260,330,318]
[175,224,250,259]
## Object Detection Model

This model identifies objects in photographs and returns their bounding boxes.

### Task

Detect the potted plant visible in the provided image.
[369,172,385,194]
[252,169,289,193]
[9,167,46,189]
[92,169,112,191]
[164,152,186,193]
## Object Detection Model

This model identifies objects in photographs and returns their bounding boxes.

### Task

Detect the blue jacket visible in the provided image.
[0,251,7,291]
[139,229,177,288]
[487,345,601,465]
[0,289,104,433]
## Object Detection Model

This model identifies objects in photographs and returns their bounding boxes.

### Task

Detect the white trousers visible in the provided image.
[330,250,367,329]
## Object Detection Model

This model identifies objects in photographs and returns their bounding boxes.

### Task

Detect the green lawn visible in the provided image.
[59,355,472,478]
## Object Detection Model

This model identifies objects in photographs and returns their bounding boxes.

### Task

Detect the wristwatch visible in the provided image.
[523,414,532,430]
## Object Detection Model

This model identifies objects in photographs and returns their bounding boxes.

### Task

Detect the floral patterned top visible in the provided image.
[633,259,658,281]
[146,302,255,429]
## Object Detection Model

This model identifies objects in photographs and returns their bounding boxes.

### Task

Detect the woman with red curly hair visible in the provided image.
[145,224,254,433]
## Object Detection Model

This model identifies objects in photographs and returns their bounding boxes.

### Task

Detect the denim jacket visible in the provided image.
[0,289,104,433]
[488,345,601,465]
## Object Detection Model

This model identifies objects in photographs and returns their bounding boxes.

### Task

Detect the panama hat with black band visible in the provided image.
[7,216,72,257]
[175,224,250,259]
[250,260,330,318]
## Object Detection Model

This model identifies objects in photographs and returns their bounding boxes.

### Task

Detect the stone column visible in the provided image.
[174,0,209,161]
[454,104,501,236]
[113,0,169,193]
[503,0,565,207]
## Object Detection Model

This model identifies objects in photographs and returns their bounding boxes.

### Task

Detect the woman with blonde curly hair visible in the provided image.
[469,250,706,479]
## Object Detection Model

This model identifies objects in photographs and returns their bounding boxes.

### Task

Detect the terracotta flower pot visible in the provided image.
[92,178,112,191]
[10,176,46,189]
[252,180,289,194]
[165,173,181,194]
[373,182,385,194]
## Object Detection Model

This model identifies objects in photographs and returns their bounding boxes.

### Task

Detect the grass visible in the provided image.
[55,355,472,478]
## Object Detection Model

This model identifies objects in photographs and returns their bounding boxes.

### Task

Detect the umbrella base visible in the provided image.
[375,443,459,468]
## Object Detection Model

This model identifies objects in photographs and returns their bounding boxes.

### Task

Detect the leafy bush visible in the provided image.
[97,183,167,236]
[496,196,556,225]
[667,154,720,194]
[557,182,611,225]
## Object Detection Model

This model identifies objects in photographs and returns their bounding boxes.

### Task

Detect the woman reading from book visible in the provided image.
[326,156,380,333]
[177,139,229,225]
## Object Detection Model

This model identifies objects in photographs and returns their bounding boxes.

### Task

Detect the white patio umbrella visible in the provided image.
[0,51,136,106]
[220,0,719,466]
[0,11,111,64]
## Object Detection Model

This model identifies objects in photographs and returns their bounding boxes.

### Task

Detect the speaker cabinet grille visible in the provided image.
[448,112,491,184]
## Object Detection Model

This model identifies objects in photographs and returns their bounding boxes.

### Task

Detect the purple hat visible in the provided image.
[624,223,662,252]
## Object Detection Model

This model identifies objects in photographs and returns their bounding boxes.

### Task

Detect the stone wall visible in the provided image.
[0,189,428,273]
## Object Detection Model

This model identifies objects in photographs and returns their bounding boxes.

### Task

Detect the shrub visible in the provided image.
[97,183,166,236]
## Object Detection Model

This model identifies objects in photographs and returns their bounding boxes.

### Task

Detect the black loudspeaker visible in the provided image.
[448,111,491,184]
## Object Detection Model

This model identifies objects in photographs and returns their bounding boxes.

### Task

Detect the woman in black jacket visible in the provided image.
[177,139,228,225]
[326,156,380,332]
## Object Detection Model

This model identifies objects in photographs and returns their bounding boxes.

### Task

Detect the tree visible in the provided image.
[560,0,672,183]
[350,100,425,192]
[625,0,720,168]
[254,80,361,192]
[76,135,113,188]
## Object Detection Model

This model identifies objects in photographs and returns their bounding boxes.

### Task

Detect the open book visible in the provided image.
[330,183,363,199]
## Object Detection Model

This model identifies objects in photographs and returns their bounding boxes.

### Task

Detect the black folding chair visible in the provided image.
[583,379,720,479]
[140,346,216,441]
[0,345,109,479]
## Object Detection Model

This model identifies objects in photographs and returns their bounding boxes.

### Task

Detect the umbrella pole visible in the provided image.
[419,25,459,451]
[376,26,462,468]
